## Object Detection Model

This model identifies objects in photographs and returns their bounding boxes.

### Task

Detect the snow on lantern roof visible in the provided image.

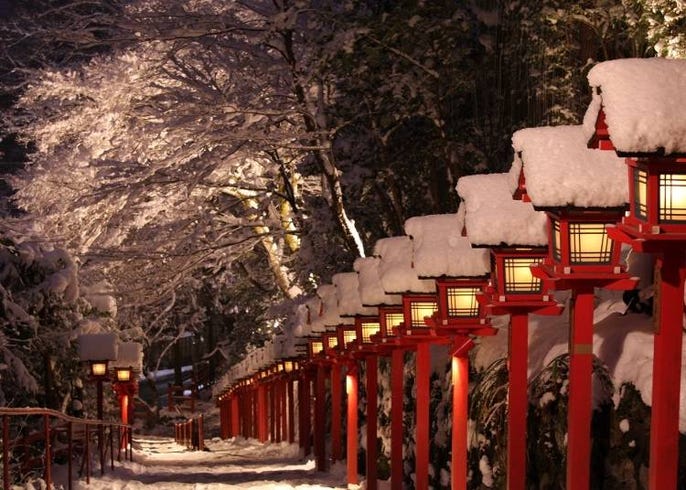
[456,171,548,247]
[583,58,686,155]
[332,272,378,317]
[305,296,325,334]
[317,284,354,328]
[353,257,402,306]
[78,333,118,362]
[293,302,312,337]
[373,236,436,294]
[111,342,143,371]
[512,125,627,208]
[403,212,490,278]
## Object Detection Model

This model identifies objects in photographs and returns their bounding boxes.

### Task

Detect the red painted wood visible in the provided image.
[301,374,312,455]
[366,355,378,490]
[566,288,595,490]
[231,396,239,438]
[287,378,295,443]
[257,384,268,442]
[649,255,686,490]
[391,348,405,488]
[315,364,328,471]
[415,343,430,490]
[280,379,287,444]
[346,369,359,486]
[452,355,469,490]
[507,312,528,490]
[331,363,343,462]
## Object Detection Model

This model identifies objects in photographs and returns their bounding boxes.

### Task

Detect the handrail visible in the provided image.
[0,407,133,490]
[174,414,204,451]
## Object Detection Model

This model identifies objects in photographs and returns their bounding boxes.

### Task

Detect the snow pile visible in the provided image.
[475,307,686,432]
[404,212,489,278]
[512,125,627,208]
[456,171,547,247]
[584,58,686,155]
[332,272,377,317]
[374,236,436,294]
[111,342,144,371]
[317,284,354,329]
[77,333,118,361]
[353,257,402,306]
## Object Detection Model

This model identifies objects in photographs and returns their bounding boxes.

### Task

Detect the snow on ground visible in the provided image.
[47,436,350,490]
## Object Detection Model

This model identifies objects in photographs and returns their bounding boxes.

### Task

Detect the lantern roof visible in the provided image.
[583,58,686,156]
[456,171,548,247]
[373,236,436,294]
[353,257,403,307]
[513,125,627,209]
[332,272,378,316]
[111,342,143,371]
[403,212,489,278]
[77,332,118,362]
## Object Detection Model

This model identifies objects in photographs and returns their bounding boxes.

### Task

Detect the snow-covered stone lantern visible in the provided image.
[513,125,638,490]
[404,212,496,489]
[78,332,118,420]
[584,57,686,490]
[457,168,562,490]
[374,235,438,490]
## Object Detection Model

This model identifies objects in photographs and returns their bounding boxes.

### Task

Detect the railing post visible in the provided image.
[43,414,52,489]
[198,415,204,451]
[110,424,115,470]
[4,415,10,490]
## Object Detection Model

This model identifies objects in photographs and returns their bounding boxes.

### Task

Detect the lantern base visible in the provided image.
[608,222,686,253]
[531,264,639,291]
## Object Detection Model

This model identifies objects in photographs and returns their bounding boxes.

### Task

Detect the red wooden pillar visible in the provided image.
[366,355,378,490]
[451,348,470,489]
[271,380,279,443]
[507,312,528,490]
[566,287,595,490]
[231,395,239,438]
[280,378,288,444]
[257,384,268,442]
[415,342,431,490]
[331,362,343,462]
[287,377,296,443]
[649,254,686,489]
[346,368,359,486]
[391,348,405,488]
[301,372,312,456]
[315,363,328,471]
[300,372,312,456]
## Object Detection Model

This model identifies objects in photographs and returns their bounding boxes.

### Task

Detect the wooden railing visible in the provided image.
[174,414,204,451]
[0,407,133,490]
[167,384,197,413]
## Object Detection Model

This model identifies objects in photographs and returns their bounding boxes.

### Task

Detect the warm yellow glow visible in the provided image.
[569,223,611,263]
[504,257,541,293]
[91,362,108,377]
[410,301,437,327]
[311,341,324,355]
[446,287,479,317]
[346,374,354,395]
[384,312,404,330]
[284,361,294,373]
[115,368,132,382]
[361,321,381,342]
[327,335,338,349]
[343,330,357,348]
[635,169,648,218]
[660,173,686,221]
